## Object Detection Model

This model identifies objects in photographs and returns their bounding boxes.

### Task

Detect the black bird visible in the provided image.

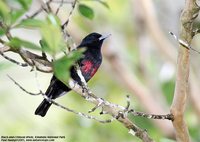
[35,32,109,117]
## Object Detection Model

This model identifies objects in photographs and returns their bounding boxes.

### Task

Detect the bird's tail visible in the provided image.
[35,75,70,117]
[35,99,52,117]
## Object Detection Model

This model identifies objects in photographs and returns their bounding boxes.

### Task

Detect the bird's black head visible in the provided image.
[78,32,109,49]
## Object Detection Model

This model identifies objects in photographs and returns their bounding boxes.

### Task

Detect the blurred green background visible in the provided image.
[1,0,200,142]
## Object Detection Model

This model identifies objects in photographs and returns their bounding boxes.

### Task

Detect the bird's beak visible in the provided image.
[99,34,111,41]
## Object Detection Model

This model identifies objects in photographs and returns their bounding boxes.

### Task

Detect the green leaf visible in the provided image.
[39,39,49,52]
[47,14,61,26]
[17,14,64,55]
[40,15,64,55]
[16,0,32,10]
[0,28,6,36]
[0,1,10,22]
[0,0,32,25]
[40,24,63,55]
[53,56,72,84]
[10,9,25,24]
[68,49,85,61]
[53,50,83,84]
[7,37,41,50]
[16,19,44,28]
[78,4,94,20]
[99,1,109,9]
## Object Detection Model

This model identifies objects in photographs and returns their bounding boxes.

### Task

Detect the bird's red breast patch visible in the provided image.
[81,60,99,78]
[90,67,98,77]
[81,60,93,73]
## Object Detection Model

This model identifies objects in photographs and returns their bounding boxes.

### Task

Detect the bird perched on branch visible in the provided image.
[35,32,110,117]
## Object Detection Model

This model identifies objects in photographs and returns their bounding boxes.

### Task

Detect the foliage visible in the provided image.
[78,4,94,20]
[0,0,109,83]
[53,50,84,85]
[0,0,200,142]
[0,0,85,83]
[7,37,41,50]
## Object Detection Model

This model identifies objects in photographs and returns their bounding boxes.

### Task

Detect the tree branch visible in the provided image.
[0,46,10,52]
[170,0,200,142]
[18,49,52,72]
[9,67,155,142]
[104,48,174,135]
[60,68,155,142]
[7,75,115,123]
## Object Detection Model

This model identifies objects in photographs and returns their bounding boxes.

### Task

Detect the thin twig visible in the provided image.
[55,0,64,15]
[0,51,28,67]
[7,75,41,96]
[129,110,174,121]
[61,0,77,29]
[25,0,53,19]
[50,99,115,123]
[44,0,53,13]
[125,95,173,121]
[120,95,174,121]
[25,8,44,19]
[169,31,200,54]
[88,98,104,113]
